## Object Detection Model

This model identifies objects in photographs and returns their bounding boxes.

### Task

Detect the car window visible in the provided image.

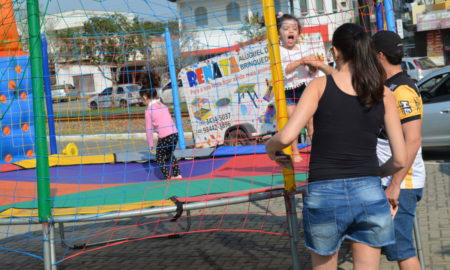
[408,62,415,70]
[127,85,140,91]
[401,62,407,70]
[100,88,112,96]
[419,73,448,93]
[422,73,450,103]
[117,87,125,94]
[163,82,172,90]
[417,57,437,69]
[432,76,450,98]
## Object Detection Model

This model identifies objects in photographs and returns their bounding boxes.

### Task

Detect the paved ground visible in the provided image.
[0,161,449,270]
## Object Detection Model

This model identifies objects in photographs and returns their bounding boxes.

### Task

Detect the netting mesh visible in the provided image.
[0,0,383,267]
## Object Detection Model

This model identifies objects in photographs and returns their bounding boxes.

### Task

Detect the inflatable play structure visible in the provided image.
[0,1,423,270]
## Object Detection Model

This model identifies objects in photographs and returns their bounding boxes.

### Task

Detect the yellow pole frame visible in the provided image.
[262,0,295,192]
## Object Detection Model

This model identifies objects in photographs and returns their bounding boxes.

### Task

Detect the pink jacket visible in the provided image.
[145,99,178,148]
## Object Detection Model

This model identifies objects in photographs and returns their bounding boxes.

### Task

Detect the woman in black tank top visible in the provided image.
[266,24,407,269]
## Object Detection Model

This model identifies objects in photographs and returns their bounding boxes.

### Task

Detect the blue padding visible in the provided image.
[213,143,309,156]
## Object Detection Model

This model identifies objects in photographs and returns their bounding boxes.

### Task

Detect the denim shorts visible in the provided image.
[382,188,423,261]
[303,177,395,255]
[285,84,306,105]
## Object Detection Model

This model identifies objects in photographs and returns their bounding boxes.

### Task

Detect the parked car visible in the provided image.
[417,66,450,149]
[88,84,143,110]
[402,57,440,82]
[158,79,185,104]
[51,84,78,103]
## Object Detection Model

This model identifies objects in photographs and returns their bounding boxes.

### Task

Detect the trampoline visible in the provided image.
[0,145,310,218]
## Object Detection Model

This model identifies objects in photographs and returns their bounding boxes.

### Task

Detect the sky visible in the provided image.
[40,0,179,21]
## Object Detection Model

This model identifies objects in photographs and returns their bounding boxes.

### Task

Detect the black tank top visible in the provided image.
[308,75,384,182]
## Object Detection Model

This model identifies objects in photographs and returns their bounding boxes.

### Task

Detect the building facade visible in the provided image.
[168,0,355,58]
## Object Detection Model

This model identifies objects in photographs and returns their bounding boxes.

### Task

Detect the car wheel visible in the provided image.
[90,101,98,110]
[224,128,253,146]
[120,100,128,108]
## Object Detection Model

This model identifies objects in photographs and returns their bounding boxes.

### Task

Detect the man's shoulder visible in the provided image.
[386,72,419,94]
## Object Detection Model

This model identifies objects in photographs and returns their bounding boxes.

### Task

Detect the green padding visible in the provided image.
[1,174,307,211]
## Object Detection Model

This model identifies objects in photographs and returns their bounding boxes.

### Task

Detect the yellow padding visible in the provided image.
[15,154,115,169]
[0,200,175,218]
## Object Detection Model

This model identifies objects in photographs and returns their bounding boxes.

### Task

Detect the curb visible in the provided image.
[55,132,194,142]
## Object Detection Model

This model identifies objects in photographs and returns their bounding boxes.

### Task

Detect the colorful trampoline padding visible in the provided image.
[0,148,310,219]
[13,154,115,169]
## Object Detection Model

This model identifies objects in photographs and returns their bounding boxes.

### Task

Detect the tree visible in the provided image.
[49,13,179,85]
[239,12,266,43]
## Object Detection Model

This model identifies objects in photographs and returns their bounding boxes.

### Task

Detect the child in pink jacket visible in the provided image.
[140,77,182,179]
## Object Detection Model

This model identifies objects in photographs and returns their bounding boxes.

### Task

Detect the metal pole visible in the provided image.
[414,215,426,270]
[26,0,52,223]
[164,26,186,149]
[375,1,384,31]
[26,0,53,268]
[262,1,300,269]
[42,223,57,270]
[41,34,57,155]
[357,0,372,32]
[1,186,306,225]
[284,193,300,268]
[384,0,396,32]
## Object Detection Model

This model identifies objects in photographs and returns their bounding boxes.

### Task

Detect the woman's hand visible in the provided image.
[300,55,320,68]
[274,152,294,170]
[385,182,400,218]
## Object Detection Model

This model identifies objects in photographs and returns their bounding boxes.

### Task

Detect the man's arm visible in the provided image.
[385,119,422,207]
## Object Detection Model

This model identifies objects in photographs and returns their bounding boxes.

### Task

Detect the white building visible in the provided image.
[53,64,114,96]
[168,0,355,57]
[40,10,137,94]
[41,10,136,32]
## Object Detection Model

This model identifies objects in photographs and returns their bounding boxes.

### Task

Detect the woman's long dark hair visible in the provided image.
[332,23,386,107]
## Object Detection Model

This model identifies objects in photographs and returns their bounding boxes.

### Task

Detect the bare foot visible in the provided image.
[292,154,302,163]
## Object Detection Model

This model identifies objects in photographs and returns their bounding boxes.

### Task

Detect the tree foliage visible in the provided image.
[239,12,265,43]
[50,13,178,83]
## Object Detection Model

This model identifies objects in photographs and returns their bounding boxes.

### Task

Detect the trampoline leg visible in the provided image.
[414,214,426,270]
[43,222,57,270]
[284,193,300,270]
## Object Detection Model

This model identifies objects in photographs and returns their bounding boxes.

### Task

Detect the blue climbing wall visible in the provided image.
[0,55,34,164]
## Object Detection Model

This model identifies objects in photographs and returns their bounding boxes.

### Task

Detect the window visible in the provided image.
[420,73,450,104]
[127,85,141,91]
[315,0,324,13]
[195,7,208,27]
[419,73,447,93]
[300,0,308,15]
[408,62,415,70]
[117,87,125,94]
[401,62,407,71]
[332,0,337,12]
[431,75,450,101]
[226,2,240,23]
[274,0,281,13]
[100,88,112,96]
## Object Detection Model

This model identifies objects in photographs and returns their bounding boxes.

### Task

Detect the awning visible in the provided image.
[417,10,450,32]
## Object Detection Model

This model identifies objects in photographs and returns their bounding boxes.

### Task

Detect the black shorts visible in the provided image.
[285,83,306,105]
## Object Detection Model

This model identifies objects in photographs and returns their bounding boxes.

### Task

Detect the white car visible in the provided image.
[88,84,143,110]
[402,57,440,82]
[417,66,450,149]
[158,79,185,104]
[51,84,78,103]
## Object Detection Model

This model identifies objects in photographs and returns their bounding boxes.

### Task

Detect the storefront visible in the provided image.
[417,9,450,66]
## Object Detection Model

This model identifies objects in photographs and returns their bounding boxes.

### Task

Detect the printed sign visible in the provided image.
[181,36,325,148]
